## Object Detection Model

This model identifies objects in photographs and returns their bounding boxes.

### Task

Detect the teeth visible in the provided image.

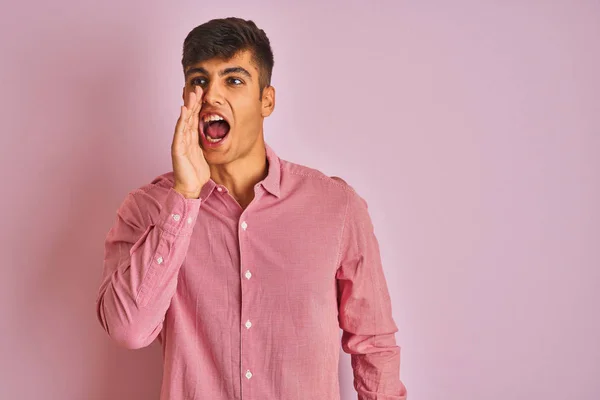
[205,135,224,143]
[202,114,224,123]
[201,114,228,144]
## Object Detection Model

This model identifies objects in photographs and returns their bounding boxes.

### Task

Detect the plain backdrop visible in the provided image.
[1,1,598,399]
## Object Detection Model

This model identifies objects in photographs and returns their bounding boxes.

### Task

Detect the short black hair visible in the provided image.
[182,17,274,96]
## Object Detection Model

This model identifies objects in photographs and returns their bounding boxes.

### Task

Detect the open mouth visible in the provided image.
[201,114,231,144]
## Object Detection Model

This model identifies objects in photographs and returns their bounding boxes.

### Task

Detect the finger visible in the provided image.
[185,91,197,127]
[183,87,194,109]
[191,86,203,117]
[191,120,200,147]
[191,106,200,146]
[186,90,198,131]
[173,105,188,149]
[191,86,203,143]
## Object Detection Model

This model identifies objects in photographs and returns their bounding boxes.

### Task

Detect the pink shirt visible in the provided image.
[96,144,407,400]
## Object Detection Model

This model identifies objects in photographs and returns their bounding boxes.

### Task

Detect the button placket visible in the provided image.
[240,213,253,387]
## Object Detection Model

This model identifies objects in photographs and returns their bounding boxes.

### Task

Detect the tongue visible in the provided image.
[206,121,229,139]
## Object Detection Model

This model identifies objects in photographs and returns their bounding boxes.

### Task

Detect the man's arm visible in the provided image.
[96,187,201,349]
[97,84,209,349]
[336,184,408,400]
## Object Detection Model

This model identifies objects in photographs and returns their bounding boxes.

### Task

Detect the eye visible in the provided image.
[228,77,244,86]
[190,77,207,87]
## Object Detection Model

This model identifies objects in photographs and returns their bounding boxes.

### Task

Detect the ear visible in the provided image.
[182,86,186,102]
[261,85,276,118]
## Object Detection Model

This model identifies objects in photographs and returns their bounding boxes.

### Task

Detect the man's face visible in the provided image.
[183,49,275,166]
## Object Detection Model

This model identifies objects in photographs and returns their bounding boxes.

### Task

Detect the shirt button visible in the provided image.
[187,217,193,224]
[241,221,248,230]
[172,214,181,222]
[156,256,163,264]
[217,187,223,192]
[245,320,252,329]
[245,370,253,380]
[244,270,252,280]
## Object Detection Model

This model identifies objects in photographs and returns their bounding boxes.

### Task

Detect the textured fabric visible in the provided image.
[96,144,407,400]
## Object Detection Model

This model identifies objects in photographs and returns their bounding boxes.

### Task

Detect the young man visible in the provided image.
[96,17,407,400]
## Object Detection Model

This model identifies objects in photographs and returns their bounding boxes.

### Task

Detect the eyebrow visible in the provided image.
[185,66,253,80]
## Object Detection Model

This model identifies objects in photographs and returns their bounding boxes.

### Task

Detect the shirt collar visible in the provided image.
[198,143,281,201]
[261,143,281,198]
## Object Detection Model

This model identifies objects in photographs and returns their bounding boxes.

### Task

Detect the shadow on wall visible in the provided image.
[10,18,164,400]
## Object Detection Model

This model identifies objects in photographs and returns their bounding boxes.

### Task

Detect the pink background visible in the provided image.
[1,1,599,399]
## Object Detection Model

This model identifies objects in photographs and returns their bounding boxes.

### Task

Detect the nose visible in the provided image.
[202,81,224,106]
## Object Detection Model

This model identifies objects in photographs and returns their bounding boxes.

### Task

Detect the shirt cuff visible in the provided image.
[157,188,202,236]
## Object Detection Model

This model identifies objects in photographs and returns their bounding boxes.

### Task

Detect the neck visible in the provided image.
[209,139,268,209]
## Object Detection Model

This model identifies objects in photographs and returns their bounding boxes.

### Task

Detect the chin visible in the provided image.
[203,146,235,165]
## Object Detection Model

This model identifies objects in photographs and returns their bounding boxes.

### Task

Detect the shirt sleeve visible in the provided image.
[96,187,201,349]
[336,186,408,400]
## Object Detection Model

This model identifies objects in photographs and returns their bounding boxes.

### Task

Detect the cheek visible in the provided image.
[232,98,263,125]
